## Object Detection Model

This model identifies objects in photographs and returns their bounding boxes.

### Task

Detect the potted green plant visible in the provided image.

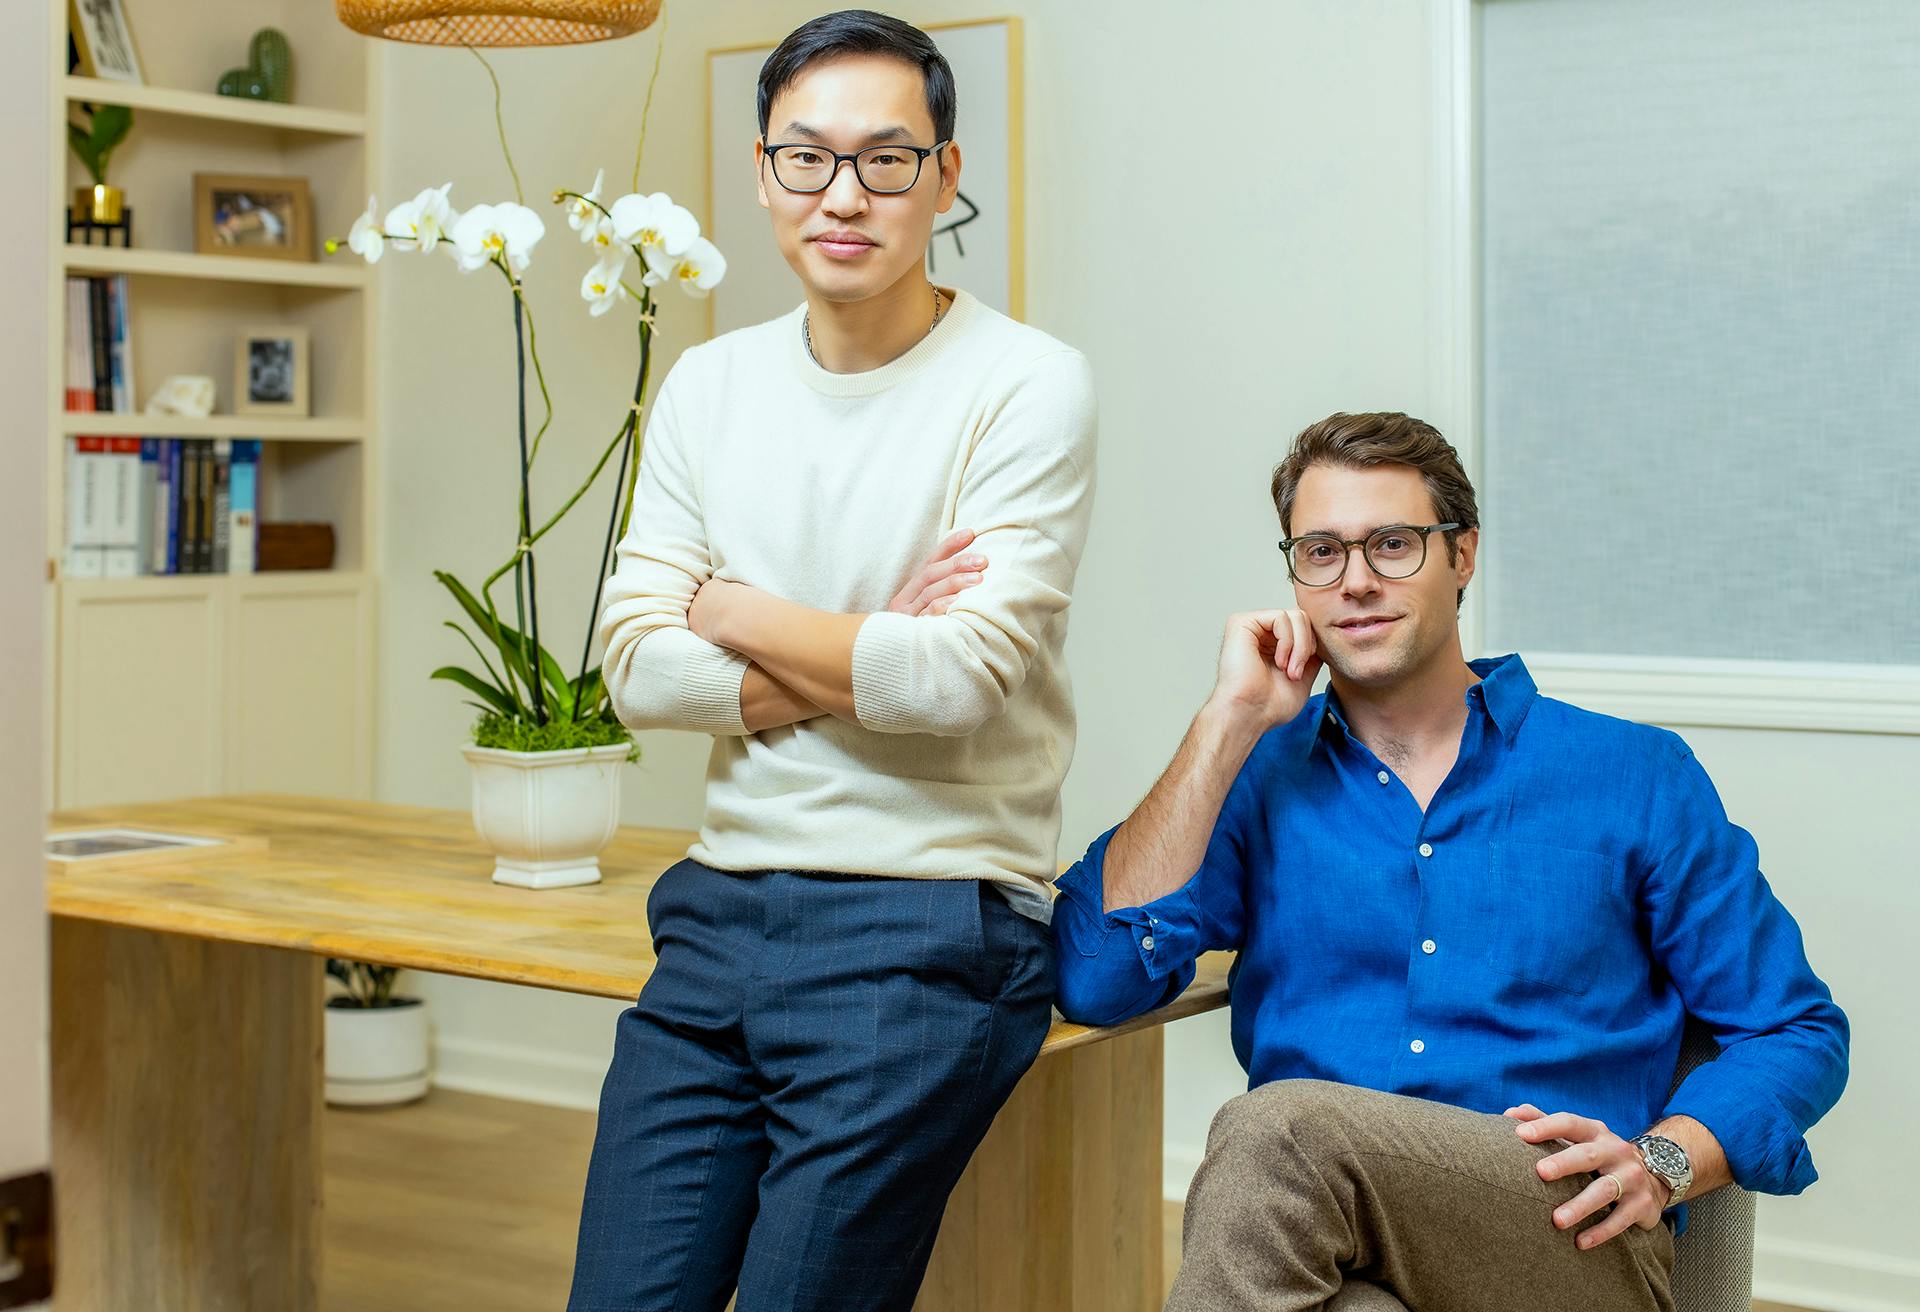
[328,63,724,889]
[68,101,133,223]
[323,959,430,1106]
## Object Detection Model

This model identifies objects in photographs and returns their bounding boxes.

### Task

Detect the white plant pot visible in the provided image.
[463,742,631,889]
[324,998,431,1106]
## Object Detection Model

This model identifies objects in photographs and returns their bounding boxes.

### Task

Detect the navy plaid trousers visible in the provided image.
[567,860,1054,1312]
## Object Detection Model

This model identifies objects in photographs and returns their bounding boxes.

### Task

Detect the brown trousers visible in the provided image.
[1168,1080,1676,1312]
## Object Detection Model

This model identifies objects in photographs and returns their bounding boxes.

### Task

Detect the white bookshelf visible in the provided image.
[47,0,381,808]
[61,243,370,288]
[62,74,369,136]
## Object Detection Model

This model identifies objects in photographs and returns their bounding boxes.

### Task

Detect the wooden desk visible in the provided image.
[47,795,1229,1312]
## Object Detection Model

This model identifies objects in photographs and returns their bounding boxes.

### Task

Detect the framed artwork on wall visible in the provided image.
[704,17,1024,337]
[194,173,315,262]
[234,325,310,416]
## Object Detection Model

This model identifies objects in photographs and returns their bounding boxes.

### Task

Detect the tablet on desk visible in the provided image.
[46,828,230,861]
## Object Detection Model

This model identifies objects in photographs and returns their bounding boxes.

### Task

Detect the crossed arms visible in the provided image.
[595,347,1096,740]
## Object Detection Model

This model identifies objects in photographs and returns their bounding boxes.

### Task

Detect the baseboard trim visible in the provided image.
[430,1034,607,1113]
[1753,1236,1920,1312]
[1165,1142,1202,1202]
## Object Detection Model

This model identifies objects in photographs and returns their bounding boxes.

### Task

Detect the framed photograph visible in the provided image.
[705,17,1024,337]
[235,325,310,416]
[69,0,142,84]
[194,173,314,262]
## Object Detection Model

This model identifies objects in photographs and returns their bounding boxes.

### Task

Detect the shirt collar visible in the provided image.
[1466,652,1537,744]
[1305,652,1538,760]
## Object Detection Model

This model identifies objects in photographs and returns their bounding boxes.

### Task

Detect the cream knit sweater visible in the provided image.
[597,290,1097,915]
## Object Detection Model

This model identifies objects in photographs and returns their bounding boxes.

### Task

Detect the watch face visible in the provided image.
[1639,1135,1689,1179]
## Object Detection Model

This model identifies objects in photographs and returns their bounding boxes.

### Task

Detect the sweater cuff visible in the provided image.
[677,639,751,734]
[850,611,922,732]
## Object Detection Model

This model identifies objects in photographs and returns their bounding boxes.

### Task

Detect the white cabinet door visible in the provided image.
[56,580,225,808]
[227,575,373,798]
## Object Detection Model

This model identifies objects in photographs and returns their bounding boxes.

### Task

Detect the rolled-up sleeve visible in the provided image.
[1053,758,1258,1027]
[851,350,1096,737]
[1648,740,1850,1195]
[597,360,752,736]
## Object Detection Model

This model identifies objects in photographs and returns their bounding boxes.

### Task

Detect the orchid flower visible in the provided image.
[580,252,630,317]
[568,168,606,241]
[609,192,699,260]
[642,236,727,298]
[387,182,457,253]
[346,195,383,264]
[583,214,620,261]
[452,202,546,275]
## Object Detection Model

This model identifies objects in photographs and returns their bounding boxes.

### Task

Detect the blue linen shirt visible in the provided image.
[1052,654,1848,1197]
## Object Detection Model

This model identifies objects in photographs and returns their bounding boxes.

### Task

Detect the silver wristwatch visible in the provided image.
[1630,1133,1693,1206]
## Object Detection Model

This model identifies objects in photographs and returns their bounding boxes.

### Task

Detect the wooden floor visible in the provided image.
[325,1088,1812,1311]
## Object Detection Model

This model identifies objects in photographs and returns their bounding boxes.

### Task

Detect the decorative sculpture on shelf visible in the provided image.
[215,28,293,103]
[66,101,134,245]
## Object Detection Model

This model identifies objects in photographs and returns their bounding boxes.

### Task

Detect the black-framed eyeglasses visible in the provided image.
[1277,523,1461,588]
[763,140,950,195]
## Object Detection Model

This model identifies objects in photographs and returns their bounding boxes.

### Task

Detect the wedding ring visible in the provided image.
[1602,1172,1623,1204]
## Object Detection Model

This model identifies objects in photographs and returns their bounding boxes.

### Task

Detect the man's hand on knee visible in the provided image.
[1504,1103,1670,1250]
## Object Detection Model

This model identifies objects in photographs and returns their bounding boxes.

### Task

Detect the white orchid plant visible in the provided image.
[328,169,725,754]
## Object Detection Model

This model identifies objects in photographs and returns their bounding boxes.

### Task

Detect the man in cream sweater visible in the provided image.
[567,12,1096,1312]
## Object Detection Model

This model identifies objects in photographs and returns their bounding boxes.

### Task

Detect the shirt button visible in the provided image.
[1418,842,1433,858]
[1141,935,1155,951]
[1376,770,1390,785]
[1422,939,1437,955]
[1410,1039,1426,1054]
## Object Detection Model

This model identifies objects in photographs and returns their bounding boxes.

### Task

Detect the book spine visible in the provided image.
[137,439,157,573]
[65,279,93,414]
[196,440,215,574]
[150,439,170,574]
[88,277,112,412]
[179,441,200,574]
[64,436,108,578]
[110,274,133,413]
[103,436,142,577]
[211,439,231,573]
[164,440,181,575]
[228,440,258,575]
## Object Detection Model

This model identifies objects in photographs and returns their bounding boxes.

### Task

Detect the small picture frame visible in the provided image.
[69,0,143,84]
[195,173,314,262]
[235,325,310,416]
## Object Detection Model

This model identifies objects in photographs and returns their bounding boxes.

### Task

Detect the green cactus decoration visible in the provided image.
[215,28,292,103]
[251,28,292,103]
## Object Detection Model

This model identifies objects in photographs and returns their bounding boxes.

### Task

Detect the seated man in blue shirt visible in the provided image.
[1052,411,1848,1311]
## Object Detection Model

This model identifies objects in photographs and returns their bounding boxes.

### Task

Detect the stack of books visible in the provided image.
[63,274,262,578]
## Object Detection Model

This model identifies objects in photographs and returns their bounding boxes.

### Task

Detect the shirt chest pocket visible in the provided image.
[1481,841,1628,996]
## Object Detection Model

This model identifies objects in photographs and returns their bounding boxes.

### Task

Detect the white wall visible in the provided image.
[373,3,1910,1307]
[376,0,1448,1118]
[1651,725,1919,1309]
[2,1,51,1303]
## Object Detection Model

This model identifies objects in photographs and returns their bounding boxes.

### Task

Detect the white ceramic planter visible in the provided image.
[463,742,631,889]
[324,998,431,1106]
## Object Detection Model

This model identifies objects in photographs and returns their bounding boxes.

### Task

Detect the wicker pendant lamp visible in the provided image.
[336,0,661,46]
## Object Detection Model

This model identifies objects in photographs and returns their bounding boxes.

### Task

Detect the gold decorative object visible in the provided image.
[334,0,660,46]
[74,184,125,224]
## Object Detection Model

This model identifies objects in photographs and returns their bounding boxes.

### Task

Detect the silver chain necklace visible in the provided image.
[805,287,946,365]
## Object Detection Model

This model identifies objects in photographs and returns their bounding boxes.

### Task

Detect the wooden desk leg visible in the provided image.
[51,919,323,1312]
[918,1027,1164,1312]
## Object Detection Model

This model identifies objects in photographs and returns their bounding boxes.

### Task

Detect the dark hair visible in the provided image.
[756,10,956,143]
[1270,412,1479,606]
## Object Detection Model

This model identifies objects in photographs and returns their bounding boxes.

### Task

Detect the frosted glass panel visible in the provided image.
[1479,0,1920,664]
